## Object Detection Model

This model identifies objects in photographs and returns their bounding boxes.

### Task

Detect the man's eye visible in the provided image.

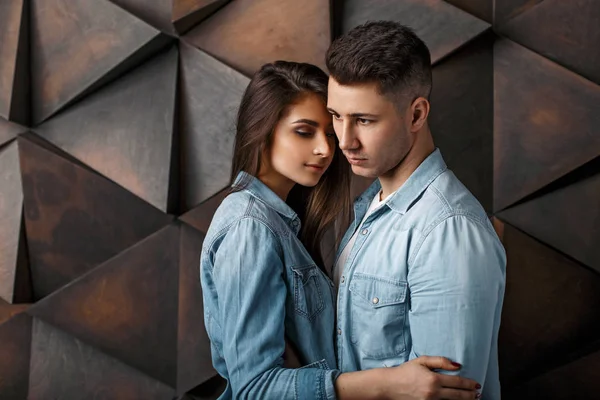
[357,118,372,125]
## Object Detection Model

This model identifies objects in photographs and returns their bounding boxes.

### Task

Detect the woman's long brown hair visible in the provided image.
[230,61,351,269]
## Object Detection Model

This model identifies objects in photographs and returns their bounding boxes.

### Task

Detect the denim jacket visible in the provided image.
[335,149,506,400]
[200,172,339,399]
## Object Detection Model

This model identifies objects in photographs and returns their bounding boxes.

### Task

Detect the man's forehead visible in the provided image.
[328,78,378,93]
[327,79,390,111]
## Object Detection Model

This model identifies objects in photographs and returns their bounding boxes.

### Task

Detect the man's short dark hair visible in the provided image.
[326,21,432,104]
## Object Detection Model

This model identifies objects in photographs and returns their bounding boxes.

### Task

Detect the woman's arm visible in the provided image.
[211,217,337,399]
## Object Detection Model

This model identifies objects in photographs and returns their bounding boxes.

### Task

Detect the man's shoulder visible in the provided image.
[406,169,491,235]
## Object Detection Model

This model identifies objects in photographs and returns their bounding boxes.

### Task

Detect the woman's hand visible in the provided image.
[380,356,481,400]
[336,356,481,400]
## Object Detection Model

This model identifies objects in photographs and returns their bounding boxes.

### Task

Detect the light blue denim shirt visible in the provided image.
[200,172,340,399]
[335,149,506,400]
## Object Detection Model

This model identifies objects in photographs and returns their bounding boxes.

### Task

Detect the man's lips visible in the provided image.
[345,156,367,165]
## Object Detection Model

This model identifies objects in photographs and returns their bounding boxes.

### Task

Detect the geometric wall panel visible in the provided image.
[179,42,248,211]
[0,117,27,147]
[35,46,179,212]
[0,313,32,400]
[177,223,217,393]
[496,221,600,385]
[28,225,180,388]
[109,0,176,34]
[506,345,600,400]
[494,38,600,211]
[337,0,490,64]
[30,0,171,124]
[430,32,494,211]
[0,140,30,304]
[109,0,229,35]
[0,0,29,125]
[0,298,29,326]
[28,318,175,399]
[499,0,600,85]
[498,163,600,273]
[443,0,493,22]
[493,0,545,26]
[179,187,229,234]
[18,134,173,300]
[183,0,331,76]
[172,0,230,35]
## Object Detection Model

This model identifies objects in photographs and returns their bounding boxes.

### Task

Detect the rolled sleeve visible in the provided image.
[407,214,506,387]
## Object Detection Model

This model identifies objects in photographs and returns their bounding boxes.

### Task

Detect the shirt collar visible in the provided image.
[233,171,301,232]
[355,148,448,215]
[385,148,447,214]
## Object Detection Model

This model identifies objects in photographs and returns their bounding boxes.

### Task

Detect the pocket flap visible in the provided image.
[349,273,408,308]
[291,264,319,284]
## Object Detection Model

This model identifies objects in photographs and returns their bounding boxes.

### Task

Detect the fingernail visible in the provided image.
[475,384,481,389]
[451,361,462,367]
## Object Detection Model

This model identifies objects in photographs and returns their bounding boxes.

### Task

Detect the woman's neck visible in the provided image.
[257,172,295,201]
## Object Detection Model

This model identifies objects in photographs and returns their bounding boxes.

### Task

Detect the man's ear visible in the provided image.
[410,97,430,132]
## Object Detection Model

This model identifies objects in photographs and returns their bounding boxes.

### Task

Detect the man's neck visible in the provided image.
[379,132,435,200]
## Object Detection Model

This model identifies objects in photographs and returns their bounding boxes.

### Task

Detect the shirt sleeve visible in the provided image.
[407,214,506,387]
[210,217,339,399]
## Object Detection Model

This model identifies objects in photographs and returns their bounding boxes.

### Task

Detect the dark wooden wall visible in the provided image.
[0,1,598,398]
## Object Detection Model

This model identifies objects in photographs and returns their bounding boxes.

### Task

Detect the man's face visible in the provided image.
[327,78,414,179]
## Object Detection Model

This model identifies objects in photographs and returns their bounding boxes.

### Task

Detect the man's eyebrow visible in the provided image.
[349,113,378,118]
[327,108,378,118]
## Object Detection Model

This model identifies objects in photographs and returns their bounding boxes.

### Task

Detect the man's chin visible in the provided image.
[350,164,378,178]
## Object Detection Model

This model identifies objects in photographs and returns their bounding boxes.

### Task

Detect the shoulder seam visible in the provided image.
[408,212,494,267]
[207,209,284,257]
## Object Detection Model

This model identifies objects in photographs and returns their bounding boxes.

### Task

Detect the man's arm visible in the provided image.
[407,214,506,388]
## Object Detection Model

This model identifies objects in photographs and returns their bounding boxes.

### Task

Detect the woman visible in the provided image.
[200,61,480,399]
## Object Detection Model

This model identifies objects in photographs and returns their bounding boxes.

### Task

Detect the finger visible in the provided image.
[417,356,462,371]
[438,374,480,391]
[438,388,480,400]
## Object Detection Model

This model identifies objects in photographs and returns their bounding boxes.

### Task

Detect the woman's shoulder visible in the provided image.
[205,190,285,247]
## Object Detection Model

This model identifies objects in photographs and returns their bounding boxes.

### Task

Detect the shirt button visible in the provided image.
[372,297,379,304]
[341,276,345,284]
[338,329,342,335]
[361,228,368,235]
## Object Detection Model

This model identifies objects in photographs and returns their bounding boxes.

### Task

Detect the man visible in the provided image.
[326,21,506,400]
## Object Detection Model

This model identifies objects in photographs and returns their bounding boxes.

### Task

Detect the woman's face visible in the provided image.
[261,93,336,191]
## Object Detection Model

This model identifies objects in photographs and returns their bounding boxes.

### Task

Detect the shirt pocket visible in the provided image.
[291,264,325,320]
[349,273,408,359]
